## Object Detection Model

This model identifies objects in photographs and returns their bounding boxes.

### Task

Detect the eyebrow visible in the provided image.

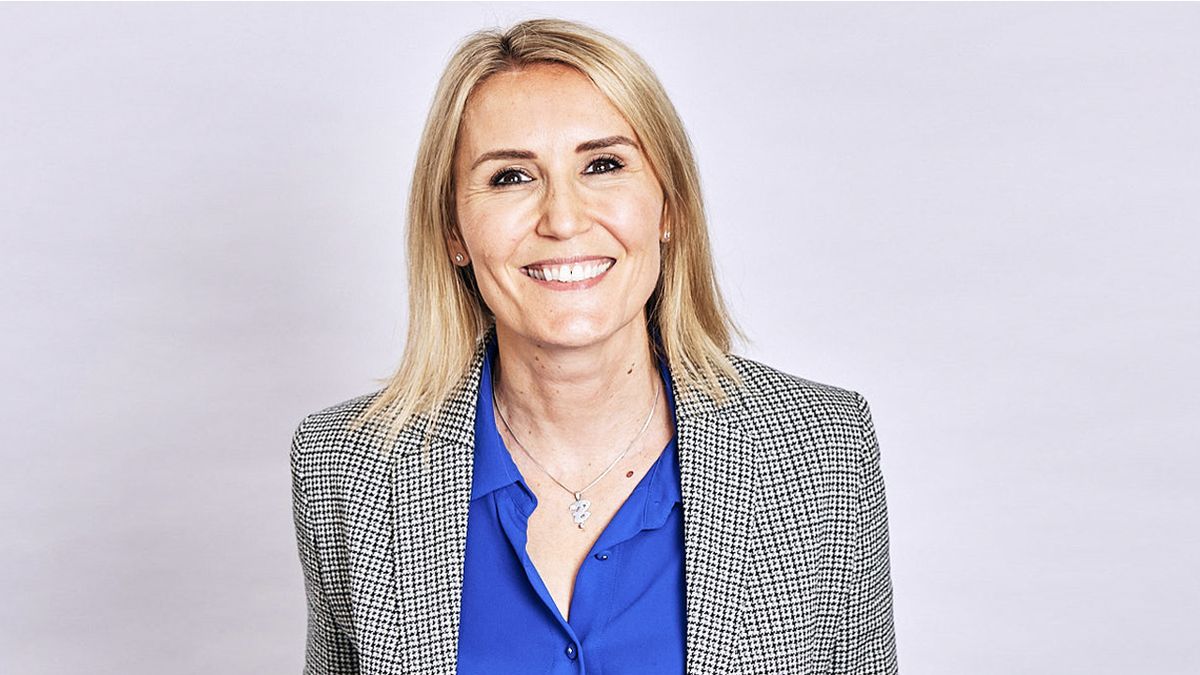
[469,135,639,170]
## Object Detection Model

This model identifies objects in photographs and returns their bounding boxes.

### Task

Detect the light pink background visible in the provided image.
[2,3,1197,673]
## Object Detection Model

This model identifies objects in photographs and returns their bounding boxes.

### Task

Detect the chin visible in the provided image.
[503,315,623,350]
[534,325,610,349]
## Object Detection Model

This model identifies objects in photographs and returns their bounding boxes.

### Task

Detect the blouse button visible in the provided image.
[593,550,611,561]
[564,643,578,660]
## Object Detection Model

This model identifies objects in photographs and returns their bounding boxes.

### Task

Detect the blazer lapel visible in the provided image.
[674,372,759,674]
[387,330,758,674]
[389,341,483,674]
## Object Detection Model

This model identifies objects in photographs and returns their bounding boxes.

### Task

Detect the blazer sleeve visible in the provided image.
[832,393,899,673]
[290,417,361,674]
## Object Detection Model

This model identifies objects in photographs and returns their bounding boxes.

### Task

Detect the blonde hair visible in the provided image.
[352,18,747,456]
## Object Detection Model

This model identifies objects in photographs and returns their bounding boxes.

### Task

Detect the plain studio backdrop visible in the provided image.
[1,2,1196,674]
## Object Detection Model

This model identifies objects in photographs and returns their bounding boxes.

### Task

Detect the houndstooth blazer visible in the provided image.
[290,327,899,674]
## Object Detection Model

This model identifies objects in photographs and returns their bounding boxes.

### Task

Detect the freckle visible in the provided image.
[626,366,633,375]
[626,471,634,478]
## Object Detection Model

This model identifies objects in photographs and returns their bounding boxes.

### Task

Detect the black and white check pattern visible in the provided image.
[291,327,898,674]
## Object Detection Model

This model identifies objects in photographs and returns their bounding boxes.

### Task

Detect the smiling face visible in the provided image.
[450,62,667,351]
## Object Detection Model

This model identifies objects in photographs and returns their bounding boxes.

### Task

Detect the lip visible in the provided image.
[522,254,615,268]
[520,257,616,291]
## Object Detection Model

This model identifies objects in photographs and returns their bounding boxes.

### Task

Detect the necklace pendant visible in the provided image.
[569,493,592,529]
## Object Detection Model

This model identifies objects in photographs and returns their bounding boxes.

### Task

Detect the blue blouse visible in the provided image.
[455,335,686,674]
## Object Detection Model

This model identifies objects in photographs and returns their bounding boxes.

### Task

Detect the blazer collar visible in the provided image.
[387,326,757,674]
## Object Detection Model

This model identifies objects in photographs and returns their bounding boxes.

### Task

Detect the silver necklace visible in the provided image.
[491,373,661,529]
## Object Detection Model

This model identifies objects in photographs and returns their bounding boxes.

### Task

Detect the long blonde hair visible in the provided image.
[352,18,747,455]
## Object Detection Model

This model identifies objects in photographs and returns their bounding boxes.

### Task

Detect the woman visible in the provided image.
[290,18,898,675]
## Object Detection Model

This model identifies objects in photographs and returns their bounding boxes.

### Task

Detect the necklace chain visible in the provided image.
[491,369,661,528]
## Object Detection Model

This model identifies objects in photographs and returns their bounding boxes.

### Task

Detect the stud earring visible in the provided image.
[662,231,671,242]
[454,253,465,263]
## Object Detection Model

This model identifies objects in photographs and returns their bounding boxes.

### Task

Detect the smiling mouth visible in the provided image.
[521,258,616,283]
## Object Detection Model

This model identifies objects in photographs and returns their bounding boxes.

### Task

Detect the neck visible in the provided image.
[491,319,664,475]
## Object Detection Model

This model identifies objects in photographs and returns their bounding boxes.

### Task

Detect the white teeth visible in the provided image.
[523,259,613,283]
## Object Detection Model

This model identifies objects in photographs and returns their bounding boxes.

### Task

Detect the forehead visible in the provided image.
[458,63,635,152]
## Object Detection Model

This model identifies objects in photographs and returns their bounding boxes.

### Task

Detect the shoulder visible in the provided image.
[291,390,386,453]
[718,355,885,546]
[291,390,384,447]
[710,348,883,475]
[289,389,396,485]
[722,352,870,437]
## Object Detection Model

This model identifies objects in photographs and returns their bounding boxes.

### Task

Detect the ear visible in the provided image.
[447,237,470,266]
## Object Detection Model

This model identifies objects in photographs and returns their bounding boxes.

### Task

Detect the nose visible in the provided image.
[535,174,592,240]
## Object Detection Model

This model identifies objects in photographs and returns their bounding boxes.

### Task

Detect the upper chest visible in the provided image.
[505,414,674,573]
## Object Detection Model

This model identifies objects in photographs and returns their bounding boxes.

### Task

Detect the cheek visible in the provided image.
[458,206,521,265]
[599,191,663,250]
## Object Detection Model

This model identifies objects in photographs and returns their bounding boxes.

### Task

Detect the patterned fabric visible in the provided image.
[455,331,687,673]
[290,325,899,674]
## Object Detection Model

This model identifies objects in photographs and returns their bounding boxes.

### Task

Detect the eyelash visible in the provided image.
[488,154,627,188]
